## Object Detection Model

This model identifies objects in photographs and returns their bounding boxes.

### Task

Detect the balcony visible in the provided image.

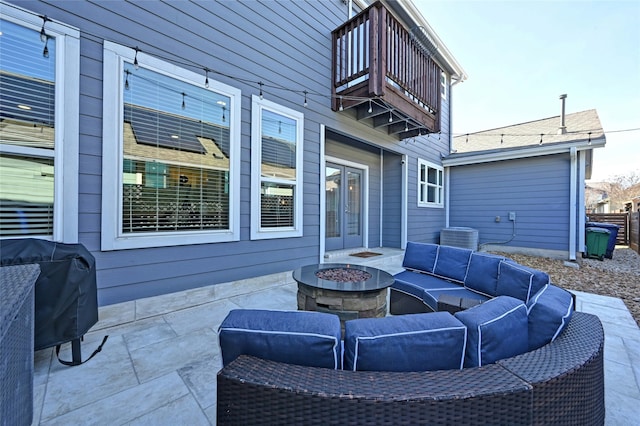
[332,1,442,140]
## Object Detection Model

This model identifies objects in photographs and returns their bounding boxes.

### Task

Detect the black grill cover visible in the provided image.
[0,238,98,351]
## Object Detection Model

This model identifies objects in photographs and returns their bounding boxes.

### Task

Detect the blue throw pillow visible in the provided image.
[455,296,528,367]
[344,312,467,372]
[433,245,473,283]
[496,261,550,303]
[527,284,574,350]
[464,252,505,297]
[218,309,342,369]
[402,242,439,273]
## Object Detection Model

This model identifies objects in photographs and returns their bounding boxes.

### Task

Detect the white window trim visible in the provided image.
[250,95,304,240]
[417,158,444,208]
[101,41,241,250]
[1,4,80,243]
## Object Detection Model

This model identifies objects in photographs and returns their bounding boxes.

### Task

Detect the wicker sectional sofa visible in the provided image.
[216,243,605,425]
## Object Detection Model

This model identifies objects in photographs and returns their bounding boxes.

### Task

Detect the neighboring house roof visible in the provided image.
[443,109,606,178]
[452,109,604,153]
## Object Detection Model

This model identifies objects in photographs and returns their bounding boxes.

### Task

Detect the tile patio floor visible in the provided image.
[31,249,640,425]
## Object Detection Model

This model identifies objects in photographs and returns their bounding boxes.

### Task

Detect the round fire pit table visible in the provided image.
[293,263,394,334]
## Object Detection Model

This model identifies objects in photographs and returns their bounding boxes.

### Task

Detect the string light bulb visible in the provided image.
[204,68,209,88]
[404,120,409,132]
[125,70,130,90]
[133,47,140,70]
[339,96,344,111]
[42,36,49,58]
[259,82,264,100]
[368,99,372,114]
[388,110,393,123]
[303,91,308,108]
[181,92,186,110]
[222,106,226,122]
[39,15,49,42]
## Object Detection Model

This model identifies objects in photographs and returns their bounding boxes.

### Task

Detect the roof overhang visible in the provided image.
[442,137,606,167]
[384,0,468,82]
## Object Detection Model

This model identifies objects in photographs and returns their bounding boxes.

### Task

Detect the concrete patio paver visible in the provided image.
[32,249,640,425]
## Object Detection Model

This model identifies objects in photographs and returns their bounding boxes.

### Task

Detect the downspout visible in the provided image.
[445,75,462,228]
[380,148,384,247]
[569,146,577,260]
[578,151,587,255]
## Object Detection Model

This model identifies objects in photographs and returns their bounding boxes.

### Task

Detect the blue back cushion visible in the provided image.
[455,296,528,367]
[218,309,342,369]
[344,312,467,372]
[526,284,574,350]
[496,261,549,303]
[433,245,473,283]
[464,253,504,297]
[402,242,439,273]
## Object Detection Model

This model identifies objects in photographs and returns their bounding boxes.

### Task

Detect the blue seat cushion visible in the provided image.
[464,253,505,297]
[526,284,574,350]
[218,309,342,369]
[424,287,490,312]
[393,270,462,300]
[496,261,550,303]
[344,312,467,372]
[455,296,528,367]
[433,245,473,283]
[402,242,439,273]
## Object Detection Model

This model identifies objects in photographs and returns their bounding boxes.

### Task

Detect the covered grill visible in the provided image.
[0,238,102,365]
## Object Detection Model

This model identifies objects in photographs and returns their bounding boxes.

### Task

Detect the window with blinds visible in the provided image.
[251,96,304,239]
[120,64,231,233]
[0,18,56,237]
[418,159,444,207]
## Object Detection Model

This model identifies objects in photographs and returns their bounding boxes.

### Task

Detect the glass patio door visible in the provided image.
[325,163,363,251]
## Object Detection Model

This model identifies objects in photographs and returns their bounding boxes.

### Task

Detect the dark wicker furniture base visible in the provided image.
[217,312,604,425]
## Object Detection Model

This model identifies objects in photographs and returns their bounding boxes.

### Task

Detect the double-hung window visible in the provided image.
[0,8,80,242]
[418,159,443,207]
[251,96,304,239]
[101,42,241,250]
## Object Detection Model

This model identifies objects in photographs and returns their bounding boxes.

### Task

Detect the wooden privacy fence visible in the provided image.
[630,212,639,254]
[587,213,629,245]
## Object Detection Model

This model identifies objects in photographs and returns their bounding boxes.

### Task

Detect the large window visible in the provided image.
[418,159,443,207]
[102,42,240,250]
[251,96,304,239]
[0,8,80,242]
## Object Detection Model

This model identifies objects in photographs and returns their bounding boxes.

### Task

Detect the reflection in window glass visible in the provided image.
[121,64,231,233]
[259,109,298,229]
[0,19,56,237]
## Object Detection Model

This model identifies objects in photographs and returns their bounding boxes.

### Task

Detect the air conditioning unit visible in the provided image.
[440,227,479,250]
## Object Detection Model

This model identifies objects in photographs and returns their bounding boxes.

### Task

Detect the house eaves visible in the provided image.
[442,137,605,167]
[385,0,468,83]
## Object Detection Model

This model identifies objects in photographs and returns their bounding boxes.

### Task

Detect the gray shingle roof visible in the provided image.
[452,109,604,154]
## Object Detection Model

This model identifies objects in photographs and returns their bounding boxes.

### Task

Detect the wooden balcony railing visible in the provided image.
[332,1,442,138]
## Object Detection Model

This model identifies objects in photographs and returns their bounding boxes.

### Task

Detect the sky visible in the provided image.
[414,0,640,182]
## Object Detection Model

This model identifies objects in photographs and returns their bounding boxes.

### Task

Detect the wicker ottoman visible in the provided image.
[0,264,40,426]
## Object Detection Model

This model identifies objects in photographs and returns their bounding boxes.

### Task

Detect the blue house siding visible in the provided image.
[5,0,459,305]
[449,154,572,253]
[382,152,403,248]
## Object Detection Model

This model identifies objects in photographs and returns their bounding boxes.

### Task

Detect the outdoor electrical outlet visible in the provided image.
[495,216,501,223]
[509,212,516,221]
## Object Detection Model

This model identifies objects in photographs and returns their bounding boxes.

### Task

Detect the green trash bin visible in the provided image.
[585,227,610,261]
